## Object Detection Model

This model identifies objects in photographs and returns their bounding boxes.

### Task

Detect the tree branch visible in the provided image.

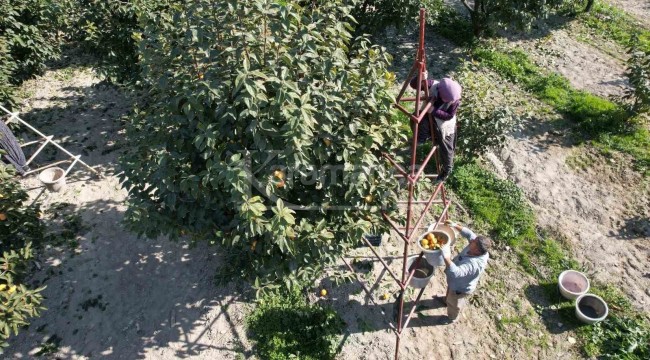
[460,0,474,13]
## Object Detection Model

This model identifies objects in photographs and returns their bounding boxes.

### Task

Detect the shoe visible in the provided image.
[435,170,450,184]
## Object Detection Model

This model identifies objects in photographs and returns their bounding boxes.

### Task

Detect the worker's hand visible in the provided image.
[441,245,451,260]
[445,219,459,228]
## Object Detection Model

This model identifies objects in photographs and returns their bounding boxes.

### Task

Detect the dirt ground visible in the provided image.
[5,65,574,360]
[4,2,650,359]
[487,5,650,312]
[607,0,650,27]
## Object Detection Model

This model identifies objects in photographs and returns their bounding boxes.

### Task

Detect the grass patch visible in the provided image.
[448,161,650,358]
[423,3,650,175]
[472,47,627,132]
[578,1,650,52]
[246,287,344,360]
[471,47,649,175]
[447,161,536,247]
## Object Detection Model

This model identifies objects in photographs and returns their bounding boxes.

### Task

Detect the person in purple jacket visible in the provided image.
[409,72,462,183]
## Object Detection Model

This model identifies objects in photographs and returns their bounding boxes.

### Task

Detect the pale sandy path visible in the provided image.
[4,58,580,359]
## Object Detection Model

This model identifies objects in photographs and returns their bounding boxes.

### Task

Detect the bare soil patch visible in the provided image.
[4,52,579,359]
[487,113,650,311]
[607,0,650,27]
[508,28,630,100]
[6,68,253,359]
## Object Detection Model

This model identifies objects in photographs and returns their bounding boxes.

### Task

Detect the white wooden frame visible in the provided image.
[1,104,102,178]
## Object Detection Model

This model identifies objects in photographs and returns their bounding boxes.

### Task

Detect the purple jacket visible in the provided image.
[409,77,460,120]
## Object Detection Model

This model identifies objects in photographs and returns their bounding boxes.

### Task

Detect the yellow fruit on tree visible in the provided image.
[251,240,257,251]
[320,289,327,297]
[273,169,285,180]
[0,213,6,221]
[323,138,332,146]
[0,284,6,291]
[364,195,373,203]
[8,285,16,294]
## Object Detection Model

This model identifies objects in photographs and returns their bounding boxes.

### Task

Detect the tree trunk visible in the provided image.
[585,0,595,12]
[471,0,484,38]
[471,12,483,37]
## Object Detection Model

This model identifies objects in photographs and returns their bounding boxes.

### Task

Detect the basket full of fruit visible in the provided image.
[416,225,450,267]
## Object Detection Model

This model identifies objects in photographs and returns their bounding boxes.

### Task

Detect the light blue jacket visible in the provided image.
[444,227,489,294]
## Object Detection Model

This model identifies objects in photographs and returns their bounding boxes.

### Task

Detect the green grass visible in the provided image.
[422,2,650,175]
[448,161,650,358]
[578,1,650,52]
[246,287,344,360]
[471,47,649,175]
[448,161,577,275]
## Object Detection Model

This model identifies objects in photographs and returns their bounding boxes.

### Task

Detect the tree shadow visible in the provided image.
[12,79,131,176]
[497,13,578,43]
[380,24,469,84]
[6,199,250,359]
[524,283,589,335]
[320,259,452,344]
[610,214,650,240]
[45,45,99,72]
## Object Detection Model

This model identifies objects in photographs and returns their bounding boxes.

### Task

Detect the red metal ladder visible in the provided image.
[341,8,451,360]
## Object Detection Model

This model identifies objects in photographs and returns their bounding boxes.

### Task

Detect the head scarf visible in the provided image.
[437,78,462,103]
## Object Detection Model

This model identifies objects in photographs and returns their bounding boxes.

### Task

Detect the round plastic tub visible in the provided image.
[406,255,434,288]
[39,167,66,192]
[575,294,608,324]
[558,270,590,300]
[416,230,450,267]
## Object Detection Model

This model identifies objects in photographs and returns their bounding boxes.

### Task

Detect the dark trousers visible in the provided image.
[412,116,456,176]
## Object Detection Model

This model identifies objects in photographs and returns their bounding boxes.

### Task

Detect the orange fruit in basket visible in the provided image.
[426,233,435,242]
[420,239,428,247]
[273,169,285,180]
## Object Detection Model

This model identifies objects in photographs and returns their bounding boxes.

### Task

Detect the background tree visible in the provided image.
[0,162,45,351]
[625,34,650,114]
[351,0,421,35]
[458,0,570,37]
[0,0,64,105]
[119,0,403,293]
[57,0,179,84]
